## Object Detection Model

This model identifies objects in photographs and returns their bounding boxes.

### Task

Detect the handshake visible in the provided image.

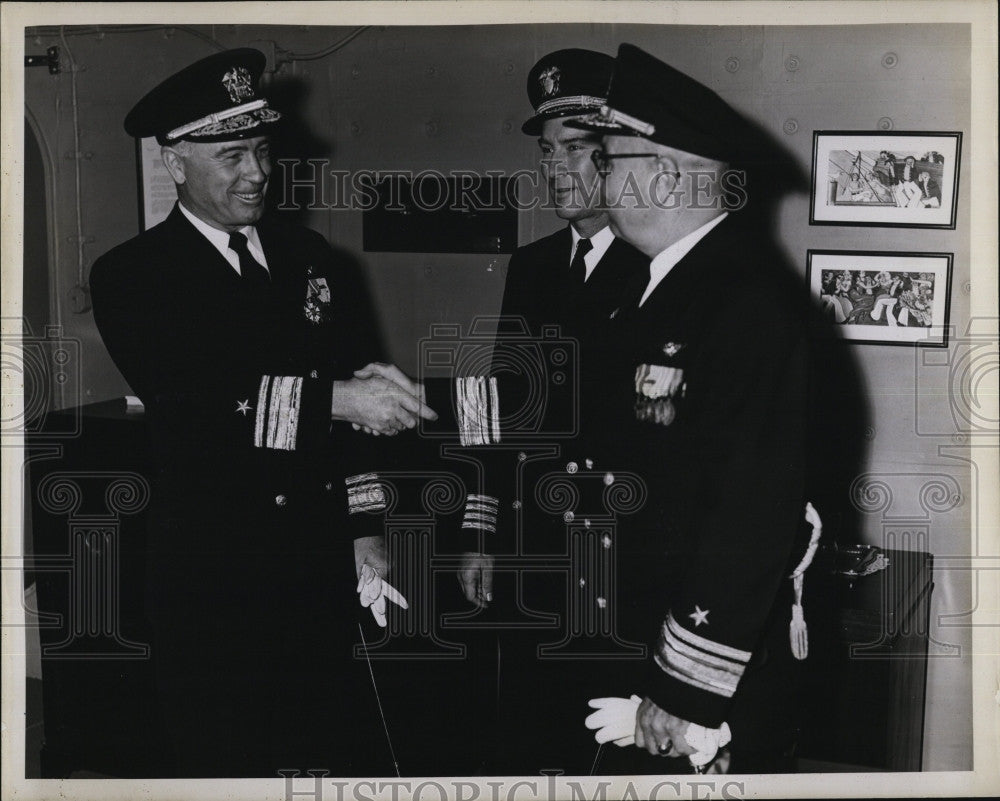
[332,361,438,436]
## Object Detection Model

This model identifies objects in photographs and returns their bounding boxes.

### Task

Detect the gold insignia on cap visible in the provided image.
[222,66,255,104]
[539,66,561,97]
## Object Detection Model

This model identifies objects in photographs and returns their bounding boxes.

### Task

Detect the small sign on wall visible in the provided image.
[136,137,177,230]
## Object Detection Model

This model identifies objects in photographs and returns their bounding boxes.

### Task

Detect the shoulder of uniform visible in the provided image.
[90,225,168,283]
[514,226,570,259]
[606,236,650,270]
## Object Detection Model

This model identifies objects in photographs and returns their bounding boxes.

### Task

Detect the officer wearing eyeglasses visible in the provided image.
[569,43,816,774]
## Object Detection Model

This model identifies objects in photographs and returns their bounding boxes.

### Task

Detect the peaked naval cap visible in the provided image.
[124,48,282,145]
[567,43,743,162]
[522,48,614,135]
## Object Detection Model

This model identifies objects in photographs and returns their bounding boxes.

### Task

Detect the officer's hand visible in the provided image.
[332,375,437,435]
[457,551,494,608]
[634,697,697,757]
[354,535,408,627]
[354,534,389,579]
[354,362,428,406]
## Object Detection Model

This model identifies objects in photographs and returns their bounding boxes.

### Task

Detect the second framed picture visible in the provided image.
[810,131,961,229]
[806,250,953,347]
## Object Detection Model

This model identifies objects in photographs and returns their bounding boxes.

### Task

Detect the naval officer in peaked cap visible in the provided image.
[453,47,647,618]
[468,47,650,774]
[90,48,432,776]
[566,43,822,773]
[347,48,649,774]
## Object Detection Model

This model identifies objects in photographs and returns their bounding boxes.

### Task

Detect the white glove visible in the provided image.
[356,563,409,627]
[585,695,643,747]
[585,695,732,768]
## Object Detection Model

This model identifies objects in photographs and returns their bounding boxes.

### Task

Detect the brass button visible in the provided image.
[275,494,287,507]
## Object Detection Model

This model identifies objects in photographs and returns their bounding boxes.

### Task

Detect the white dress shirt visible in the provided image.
[638,212,727,307]
[569,223,615,282]
[178,202,270,276]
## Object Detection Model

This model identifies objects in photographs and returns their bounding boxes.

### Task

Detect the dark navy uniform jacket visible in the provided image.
[90,204,381,558]
[454,225,649,549]
[591,213,813,732]
[89,204,395,775]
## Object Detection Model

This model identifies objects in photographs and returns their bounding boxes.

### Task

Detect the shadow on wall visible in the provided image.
[266,72,389,365]
[737,108,872,546]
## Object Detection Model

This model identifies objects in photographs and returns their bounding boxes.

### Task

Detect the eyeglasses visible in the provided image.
[591,150,660,175]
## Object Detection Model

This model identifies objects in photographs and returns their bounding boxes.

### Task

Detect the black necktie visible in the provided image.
[569,238,592,285]
[228,231,269,287]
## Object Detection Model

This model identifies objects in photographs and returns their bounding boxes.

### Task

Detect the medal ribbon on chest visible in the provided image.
[303,271,331,324]
[634,362,685,426]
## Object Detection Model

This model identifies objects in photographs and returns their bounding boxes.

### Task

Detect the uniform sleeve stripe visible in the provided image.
[660,621,746,677]
[462,521,496,533]
[254,376,271,447]
[345,472,378,487]
[462,493,498,533]
[666,612,752,663]
[456,376,501,447]
[489,377,500,444]
[467,494,499,506]
[654,654,737,698]
[345,473,387,514]
[254,375,302,451]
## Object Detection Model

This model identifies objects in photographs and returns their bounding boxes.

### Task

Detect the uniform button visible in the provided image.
[324,481,333,491]
[563,511,575,523]
[512,500,522,511]
[517,451,527,462]
[585,458,594,470]
[602,534,612,549]
[584,518,591,528]
[579,578,586,588]
[596,596,607,609]
[603,472,615,486]
[310,369,319,379]
[566,461,579,474]
[275,494,287,507]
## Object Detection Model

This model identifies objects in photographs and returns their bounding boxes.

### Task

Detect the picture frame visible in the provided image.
[806,250,953,346]
[809,131,961,229]
[136,136,177,231]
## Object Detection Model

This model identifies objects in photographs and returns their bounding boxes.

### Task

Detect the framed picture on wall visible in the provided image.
[136,136,178,231]
[809,131,961,229]
[807,250,953,346]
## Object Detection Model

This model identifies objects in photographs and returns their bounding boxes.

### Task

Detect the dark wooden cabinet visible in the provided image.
[798,547,933,771]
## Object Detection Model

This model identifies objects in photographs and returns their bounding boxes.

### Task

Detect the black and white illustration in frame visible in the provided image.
[807,250,953,346]
[810,131,961,229]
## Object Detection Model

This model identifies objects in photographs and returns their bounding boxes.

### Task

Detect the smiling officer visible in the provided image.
[90,49,431,776]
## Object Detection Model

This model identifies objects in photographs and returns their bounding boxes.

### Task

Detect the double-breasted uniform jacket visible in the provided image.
[590,213,812,736]
[455,225,649,552]
[89,204,388,774]
[91,204,381,555]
